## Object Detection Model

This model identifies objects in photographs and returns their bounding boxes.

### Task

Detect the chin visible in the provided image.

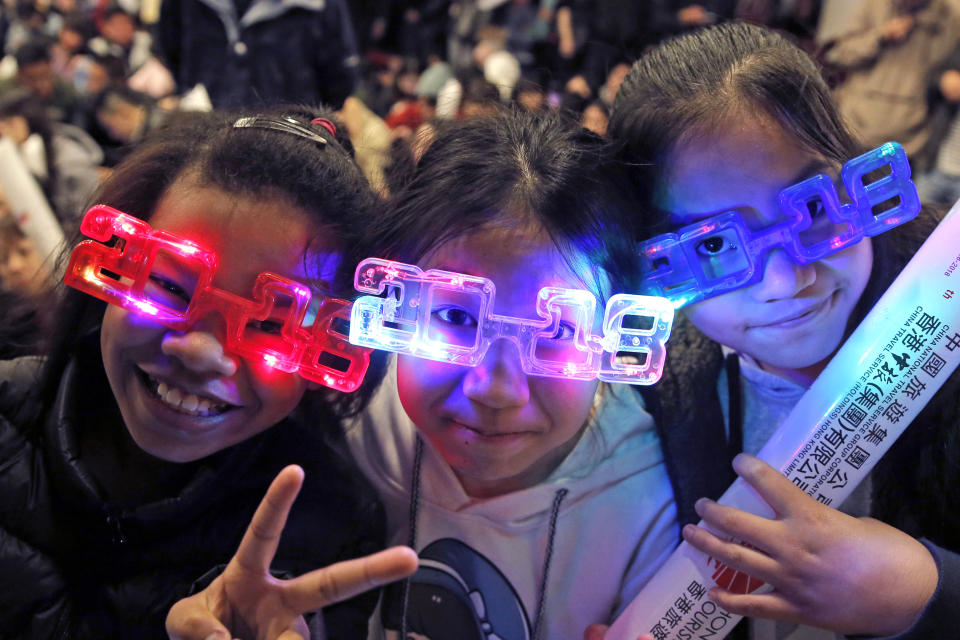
[126,426,212,463]
[752,342,835,374]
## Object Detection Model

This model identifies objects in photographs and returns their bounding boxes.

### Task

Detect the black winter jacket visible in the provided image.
[637,208,960,639]
[158,0,360,109]
[0,343,385,639]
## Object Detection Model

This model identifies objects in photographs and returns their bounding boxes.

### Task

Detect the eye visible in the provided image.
[807,199,827,218]
[546,321,577,341]
[432,306,478,328]
[695,235,735,257]
[147,274,191,302]
[246,318,285,335]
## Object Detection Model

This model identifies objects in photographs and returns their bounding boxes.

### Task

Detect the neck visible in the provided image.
[79,407,198,504]
[755,356,831,388]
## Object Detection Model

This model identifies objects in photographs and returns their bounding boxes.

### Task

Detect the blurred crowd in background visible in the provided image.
[2,0,960,357]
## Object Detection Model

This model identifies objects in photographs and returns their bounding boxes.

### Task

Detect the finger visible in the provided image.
[694,497,783,555]
[165,594,231,640]
[231,465,305,575]
[732,453,807,517]
[282,545,419,614]
[706,589,804,625]
[583,624,608,640]
[682,523,780,585]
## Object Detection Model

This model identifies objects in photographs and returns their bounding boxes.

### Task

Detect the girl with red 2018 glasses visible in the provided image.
[0,107,415,640]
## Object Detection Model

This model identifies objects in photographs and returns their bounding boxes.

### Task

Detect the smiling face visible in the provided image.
[656,114,873,384]
[395,223,603,498]
[100,177,339,462]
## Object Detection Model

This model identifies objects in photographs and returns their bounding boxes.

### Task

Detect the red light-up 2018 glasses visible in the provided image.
[64,204,370,392]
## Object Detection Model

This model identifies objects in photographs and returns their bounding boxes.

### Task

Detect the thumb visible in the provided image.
[584,624,609,640]
[165,594,232,640]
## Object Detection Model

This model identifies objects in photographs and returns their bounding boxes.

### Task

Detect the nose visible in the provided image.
[161,318,238,377]
[463,339,530,409]
[749,248,817,303]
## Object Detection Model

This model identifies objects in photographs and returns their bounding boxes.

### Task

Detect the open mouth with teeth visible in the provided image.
[138,369,234,417]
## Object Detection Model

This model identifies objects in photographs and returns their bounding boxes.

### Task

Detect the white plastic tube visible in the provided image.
[607,202,960,640]
[0,136,66,261]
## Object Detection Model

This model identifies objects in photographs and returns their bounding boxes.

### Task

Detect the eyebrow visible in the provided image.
[670,158,837,227]
[791,158,835,184]
[428,262,487,279]
[151,249,203,283]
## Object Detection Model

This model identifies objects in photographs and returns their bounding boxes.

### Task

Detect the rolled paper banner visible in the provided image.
[607,202,960,640]
[0,136,66,262]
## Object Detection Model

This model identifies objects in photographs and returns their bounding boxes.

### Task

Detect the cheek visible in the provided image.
[830,238,873,295]
[396,356,460,424]
[533,378,597,434]
[684,292,747,344]
[100,306,147,371]
[245,362,309,417]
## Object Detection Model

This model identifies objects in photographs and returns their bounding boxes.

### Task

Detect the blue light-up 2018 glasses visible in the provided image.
[638,142,921,308]
[348,258,675,385]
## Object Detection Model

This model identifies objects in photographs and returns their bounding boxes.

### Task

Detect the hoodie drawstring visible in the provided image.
[399,434,425,639]
[532,486,568,640]
[399,434,568,640]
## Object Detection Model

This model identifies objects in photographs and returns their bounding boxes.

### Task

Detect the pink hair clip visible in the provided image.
[311,117,337,137]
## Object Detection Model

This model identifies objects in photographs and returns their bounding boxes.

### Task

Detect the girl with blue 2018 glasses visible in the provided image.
[603,21,960,640]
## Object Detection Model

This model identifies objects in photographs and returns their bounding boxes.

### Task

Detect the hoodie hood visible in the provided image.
[346,357,664,530]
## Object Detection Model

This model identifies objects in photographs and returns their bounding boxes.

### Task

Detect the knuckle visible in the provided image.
[249,521,277,543]
[713,508,739,532]
[735,597,764,618]
[360,558,378,588]
[726,545,745,567]
[314,570,343,605]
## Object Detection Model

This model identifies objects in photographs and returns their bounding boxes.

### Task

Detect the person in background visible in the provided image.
[157,0,362,109]
[825,0,960,169]
[916,40,960,206]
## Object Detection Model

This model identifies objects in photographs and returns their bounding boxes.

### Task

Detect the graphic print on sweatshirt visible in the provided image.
[383,538,531,640]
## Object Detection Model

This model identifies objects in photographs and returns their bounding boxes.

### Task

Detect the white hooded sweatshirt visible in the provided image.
[345,361,678,640]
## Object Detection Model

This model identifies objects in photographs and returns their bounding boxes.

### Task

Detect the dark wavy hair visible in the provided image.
[361,107,644,303]
[41,105,380,419]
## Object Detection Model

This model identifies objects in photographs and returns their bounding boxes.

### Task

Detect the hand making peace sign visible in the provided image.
[166,465,418,640]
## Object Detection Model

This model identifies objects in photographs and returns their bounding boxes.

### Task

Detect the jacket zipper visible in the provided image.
[106,511,127,545]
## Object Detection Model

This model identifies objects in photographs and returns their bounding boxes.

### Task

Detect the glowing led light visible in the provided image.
[131,299,159,315]
[63,204,372,392]
[175,242,201,256]
[350,258,674,385]
[639,143,920,307]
